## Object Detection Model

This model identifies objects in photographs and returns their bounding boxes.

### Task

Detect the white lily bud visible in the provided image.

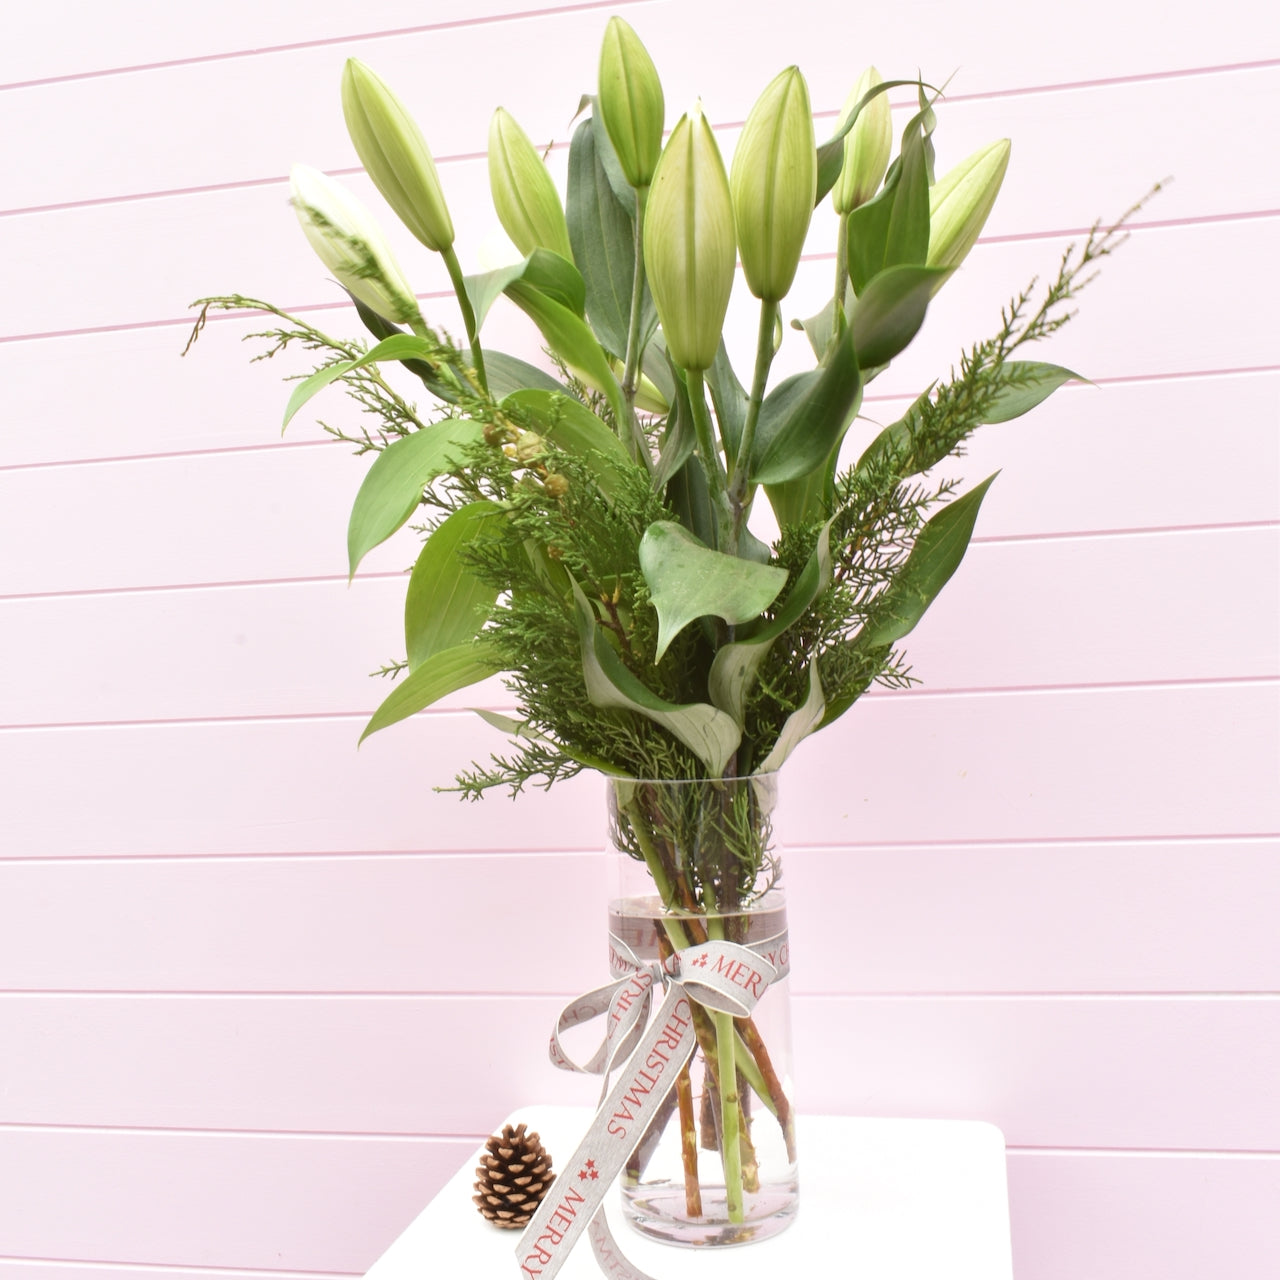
[643,103,737,372]
[832,66,892,214]
[928,139,1011,271]
[488,108,574,262]
[289,164,423,327]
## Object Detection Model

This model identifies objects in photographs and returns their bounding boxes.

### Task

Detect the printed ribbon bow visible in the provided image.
[514,931,789,1280]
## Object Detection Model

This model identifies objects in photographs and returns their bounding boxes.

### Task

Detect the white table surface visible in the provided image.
[365,1105,1014,1279]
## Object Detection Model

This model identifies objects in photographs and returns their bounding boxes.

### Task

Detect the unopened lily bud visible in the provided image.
[341,59,455,253]
[289,163,423,327]
[832,66,892,214]
[514,430,546,463]
[597,16,665,189]
[928,138,1011,271]
[643,103,736,372]
[543,473,570,499]
[488,108,574,262]
[730,66,816,303]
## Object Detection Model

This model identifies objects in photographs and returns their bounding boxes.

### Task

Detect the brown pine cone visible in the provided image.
[472,1122,555,1229]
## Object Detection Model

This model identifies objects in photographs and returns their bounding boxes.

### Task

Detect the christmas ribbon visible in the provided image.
[515,932,787,1280]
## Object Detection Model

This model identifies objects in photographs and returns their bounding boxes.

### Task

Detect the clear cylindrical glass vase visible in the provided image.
[606,774,797,1248]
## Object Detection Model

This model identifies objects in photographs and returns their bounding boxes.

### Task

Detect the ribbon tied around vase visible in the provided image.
[514,930,789,1280]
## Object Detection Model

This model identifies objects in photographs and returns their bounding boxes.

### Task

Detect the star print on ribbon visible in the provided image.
[514,932,787,1280]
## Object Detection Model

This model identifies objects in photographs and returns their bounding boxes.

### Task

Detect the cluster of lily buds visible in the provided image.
[286,19,1014,377]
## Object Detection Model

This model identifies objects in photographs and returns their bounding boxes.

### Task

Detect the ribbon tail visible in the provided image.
[587,1210,659,1280]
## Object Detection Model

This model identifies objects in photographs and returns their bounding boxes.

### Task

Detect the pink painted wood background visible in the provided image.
[1,4,1277,1278]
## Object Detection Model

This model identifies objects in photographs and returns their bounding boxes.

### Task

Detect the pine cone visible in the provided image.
[472,1122,555,1229]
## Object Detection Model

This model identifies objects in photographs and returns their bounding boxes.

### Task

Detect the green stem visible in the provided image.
[712,1009,744,1221]
[833,210,851,342]
[685,369,731,551]
[727,298,780,548]
[619,186,653,467]
[441,245,487,394]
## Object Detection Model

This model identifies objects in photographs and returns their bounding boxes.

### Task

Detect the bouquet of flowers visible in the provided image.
[188,15,1142,1246]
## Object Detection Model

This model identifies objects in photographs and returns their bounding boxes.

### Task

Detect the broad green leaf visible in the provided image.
[346,419,484,577]
[570,579,741,776]
[567,117,655,361]
[590,107,637,210]
[763,448,836,529]
[664,451,718,553]
[501,388,633,498]
[359,644,499,744]
[814,79,931,205]
[855,473,997,652]
[653,368,697,491]
[639,522,788,662]
[404,501,502,670]
[709,521,834,724]
[349,295,447,395]
[706,340,749,462]
[846,97,937,293]
[981,362,1084,423]
[751,325,862,485]
[283,334,434,431]
[850,263,951,370]
[757,658,825,773]
[506,281,629,427]
[464,248,586,333]
[792,281,854,361]
[482,350,565,397]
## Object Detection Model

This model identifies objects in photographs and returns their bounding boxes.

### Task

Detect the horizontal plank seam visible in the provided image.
[1,521,1275,599]
[0,213,1268,345]
[1,675,1275,734]
[0,0,649,93]
[0,1260,358,1279]
[1,833,1275,865]
[4,364,1278,474]
[1,990,1276,1001]
[0,1122,1277,1157]
[0,831,1274,866]
[3,59,1277,214]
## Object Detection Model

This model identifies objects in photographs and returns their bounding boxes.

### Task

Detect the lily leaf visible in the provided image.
[709,520,834,724]
[751,324,862,485]
[506,281,629,428]
[590,107,638,210]
[653,366,697,491]
[502,388,633,498]
[359,644,500,744]
[571,578,741,776]
[482,351,565,397]
[404,501,502,670]
[850,263,951,370]
[283,334,434,431]
[757,657,825,773]
[821,473,998,731]
[981,362,1085,423]
[346,419,484,578]
[464,248,586,333]
[706,339,749,462]
[639,521,788,662]
[567,116,655,360]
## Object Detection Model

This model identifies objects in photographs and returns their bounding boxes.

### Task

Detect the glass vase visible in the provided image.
[606,774,797,1248]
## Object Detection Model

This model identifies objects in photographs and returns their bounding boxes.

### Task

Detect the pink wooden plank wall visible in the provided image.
[1,4,1276,1279]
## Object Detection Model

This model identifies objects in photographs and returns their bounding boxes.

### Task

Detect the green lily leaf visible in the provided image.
[506,281,629,428]
[591,106,638,210]
[501,388,633,498]
[639,521,788,662]
[404,501,502,670]
[751,324,862,485]
[359,643,500,744]
[981,362,1085,423]
[346,419,484,578]
[482,351,566,397]
[464,248,586,333]
[349,294,448,394]
[706,339,749,462]
[846,97,936,294]
[653,365,697,491]
[758,657,824,773]
[570,578,741,776]
[708,520,834,724]
[814,78,932,205]
[664,450,718,554]
[567,116,655,360]
[283,334,434,431]
[850,263,951,370]
[821,473,998,730]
